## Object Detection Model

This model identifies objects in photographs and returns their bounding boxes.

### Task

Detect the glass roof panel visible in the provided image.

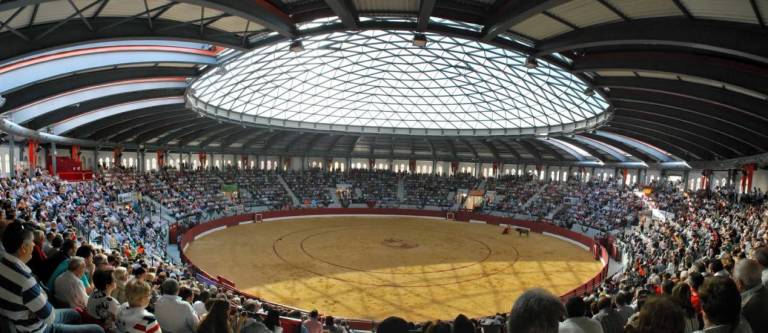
[189,30,609,135]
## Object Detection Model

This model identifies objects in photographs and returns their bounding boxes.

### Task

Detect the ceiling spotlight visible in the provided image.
[412,34,427,47]
[289,39,304,52]
[524,56,538,69]
[198,112,205,118]
[583,87,595,96]
[0,95,5,108]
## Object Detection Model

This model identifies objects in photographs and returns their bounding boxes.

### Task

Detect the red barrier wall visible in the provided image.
[179,209,610,329]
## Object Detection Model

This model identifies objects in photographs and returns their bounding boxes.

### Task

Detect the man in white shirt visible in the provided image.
[559,296,604,333]
[55,256,89,309]
[154,278,199,333]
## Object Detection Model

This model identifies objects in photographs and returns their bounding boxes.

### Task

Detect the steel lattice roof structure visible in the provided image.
[0,0,767,167]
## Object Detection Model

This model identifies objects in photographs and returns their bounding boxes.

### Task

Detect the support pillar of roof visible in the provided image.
[8,135,15,178]
[51,142,57,175]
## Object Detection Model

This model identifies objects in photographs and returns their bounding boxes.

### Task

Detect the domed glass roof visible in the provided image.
[187,30,609,136]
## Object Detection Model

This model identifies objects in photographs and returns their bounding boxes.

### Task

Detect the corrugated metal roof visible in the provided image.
[510,13,573,40]
[209,17,265,34]
[681,0,759,24]
[595,70,636,77]
[603,0,683,19]
[99,0,170,18]
[549,0,622,28]
[353,0,419,13]
[159,3,224,22]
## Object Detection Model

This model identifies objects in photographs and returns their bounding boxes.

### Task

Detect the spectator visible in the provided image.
[54,256,89,309]
[452,314,474,333]
[696,277,752,333]
[733,259,768,333]
[87,267,121,330]
[0,221,103,333]
[626,296,685,333]
[41,238,75,283]
[197,299,241,333]
[507,288,564,333]
[592,296,624,333]
[302,310,322,333]
[240,300,270,333]
[114,267,130,304]
[688,272,704,314]
[376,317,409,333]
[155,278,200,333]
[117,279,161,333]
[193,290,211,317]
[614,292,633,324]
[751,247,768,288]
[559,296,603,333]
[671,283,700,332]
[263,309,282,333]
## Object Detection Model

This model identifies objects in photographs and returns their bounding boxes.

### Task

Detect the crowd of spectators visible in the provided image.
[217,169,290,210]
[487,175,542,214]
[402,173,479,207]
[2,166,768,333]
[336,170,399,204]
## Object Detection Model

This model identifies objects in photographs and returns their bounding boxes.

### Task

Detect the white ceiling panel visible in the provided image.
[604,0,683,19]
[549,0,622,28]
[99,0,170,17]
[209,16,264,34]
[160,3,224,23]
[511,13,573,40]
[681,0,758,24]
[353,0,418,13]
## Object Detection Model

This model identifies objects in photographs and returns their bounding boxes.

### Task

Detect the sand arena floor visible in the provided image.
[184,216,602,321]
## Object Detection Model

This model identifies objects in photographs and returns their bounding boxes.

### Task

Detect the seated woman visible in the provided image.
[87,268,120,330]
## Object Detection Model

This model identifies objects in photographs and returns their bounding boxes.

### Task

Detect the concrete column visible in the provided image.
[301,156,306,171]
[8,135,14,177]
[682,170,690,189]
[432,160,437,175]
[93,148,98,173]
[51,142,57,175]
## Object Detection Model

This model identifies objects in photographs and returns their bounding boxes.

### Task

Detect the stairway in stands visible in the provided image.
[397,177,406,201]
[520,182,550,210]
[277,174,301,206]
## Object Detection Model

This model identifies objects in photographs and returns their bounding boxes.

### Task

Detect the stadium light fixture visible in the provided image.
[524,56,538,69]
[289,40,304,52]
[412,34,428,47]
[0,95,5,108]
[583,87,595,96]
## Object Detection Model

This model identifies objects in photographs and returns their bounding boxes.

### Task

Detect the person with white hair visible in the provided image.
[154,278,199,333]
[733,259,768,333]
[55,256,89,309]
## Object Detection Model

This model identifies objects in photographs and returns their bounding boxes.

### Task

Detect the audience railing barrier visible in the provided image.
[179,208,611,330]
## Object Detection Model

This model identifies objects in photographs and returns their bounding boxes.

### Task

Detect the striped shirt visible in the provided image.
[0,253,54,333]
[116,305,162,333]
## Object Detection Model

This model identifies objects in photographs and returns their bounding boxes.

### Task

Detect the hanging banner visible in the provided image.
[369,158,375,170]
[157,150,165,168]
[112,146,123,167]
[198,152,207,168]
[27,140,38,168]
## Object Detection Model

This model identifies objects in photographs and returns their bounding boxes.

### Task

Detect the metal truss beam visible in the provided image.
[0,47,215,94]
[481,0,570,41]
[50,96,184,135]
[538,18,768,65]
[323,0,358,30]
[572,51,768,97]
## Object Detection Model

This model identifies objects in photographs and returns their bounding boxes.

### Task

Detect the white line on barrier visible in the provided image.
[262,214,449,222]
[542,232,589,251]
[194,226,226,240]
[469,220,486,224]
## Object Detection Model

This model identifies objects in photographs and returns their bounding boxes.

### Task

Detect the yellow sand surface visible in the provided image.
[184,216,602,321]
